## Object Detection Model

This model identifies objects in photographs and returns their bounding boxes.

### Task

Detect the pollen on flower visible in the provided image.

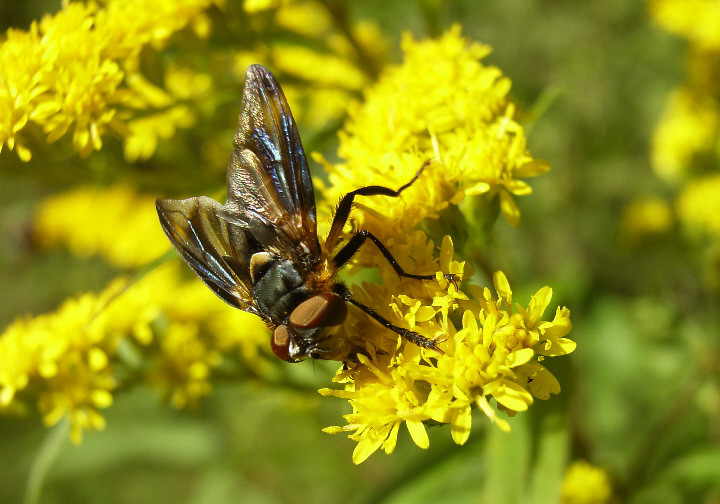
[321,234,574,463]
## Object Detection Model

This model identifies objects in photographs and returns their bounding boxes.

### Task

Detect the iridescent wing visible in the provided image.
[156,196,256,312]
[224,64,320,258]
[156,65,319,312]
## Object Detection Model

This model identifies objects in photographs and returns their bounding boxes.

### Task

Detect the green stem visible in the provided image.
[24,418,69,504]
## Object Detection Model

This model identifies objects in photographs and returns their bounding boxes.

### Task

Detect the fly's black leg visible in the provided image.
[324,161,430,253]
[334,229,436,281]
[335,231,460,287]
[345,297,442,352]
[326,160,459,286]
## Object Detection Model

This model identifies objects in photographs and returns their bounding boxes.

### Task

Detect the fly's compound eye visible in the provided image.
[289,293,347,329]
[271,325,294,362]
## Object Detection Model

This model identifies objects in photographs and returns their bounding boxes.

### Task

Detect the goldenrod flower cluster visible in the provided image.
[0,263,268,442]
[1,0,388,163]
[316,24,549,243]
[0,0,214,161]
[317,28,573,463]
[321,236,573,463]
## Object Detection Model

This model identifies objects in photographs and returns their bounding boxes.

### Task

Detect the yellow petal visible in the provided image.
[406,419,430,449]
[507,347,535,367]
[450,406,472,445]
[493,271,512,307]
[537,337,577,356]
[514,159,550,177]
[353,435,383,465]
[527,286,552,326]
[504,179,532,196]
[499,189,520,227]
[487,379,533,411]
[465,181,491,195]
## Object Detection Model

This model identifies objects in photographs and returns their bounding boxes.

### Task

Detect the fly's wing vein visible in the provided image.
[224,64,320,258]
[156,196,257,313]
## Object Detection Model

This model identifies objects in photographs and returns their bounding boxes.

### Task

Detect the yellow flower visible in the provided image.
[651,88,720,181]
[620,195,674,243]
[321,235,574,463]
[0,262,269,442]
[0,288,119,443]
[0,0,213,160]
[650,0,720,50]
[316,24,548,249]
[273,46,368,91]
[33,185,169,268]
[243,0,293,13]
[561,460,613,504]
[676,174,720,239]
[311,30,564,463]
[124,105,196,162]
[147,322,221,409]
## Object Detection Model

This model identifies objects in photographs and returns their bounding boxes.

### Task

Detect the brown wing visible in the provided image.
[156,196,256,313]
[223,64,320,259]
[156,65,319,312]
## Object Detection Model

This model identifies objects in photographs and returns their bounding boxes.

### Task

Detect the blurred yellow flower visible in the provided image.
[651,88,720,181]
[0,262,268,442]
[243,0,292,13]
[0,285,120,443]
[124,105,196,162]
[620,195,674,243]
[650,1,720,182]
[33,185,169,268]
[147,322,221,409]
[677,174,720,239]
[561,460,613,504]
[321,236,574,464]
[650,0,720,50]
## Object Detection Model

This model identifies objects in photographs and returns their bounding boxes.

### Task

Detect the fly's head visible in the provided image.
[271,292,350,362]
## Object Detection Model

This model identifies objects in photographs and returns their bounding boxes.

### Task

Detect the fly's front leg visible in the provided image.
[333,229,459,287]
[326,161,459,286]
[324,161,430,253]
[333,230,432,280]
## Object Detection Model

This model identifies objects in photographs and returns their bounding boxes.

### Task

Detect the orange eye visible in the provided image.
[271,325,293,362]
[289,293,347,329]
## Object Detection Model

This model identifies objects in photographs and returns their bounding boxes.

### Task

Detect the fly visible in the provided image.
[156,64,455,362]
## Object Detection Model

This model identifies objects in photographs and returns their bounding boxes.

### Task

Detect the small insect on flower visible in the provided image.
[156,64,456,362]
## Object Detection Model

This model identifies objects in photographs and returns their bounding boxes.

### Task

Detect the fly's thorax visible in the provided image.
[249,251,350,362]
[250,252,307,324]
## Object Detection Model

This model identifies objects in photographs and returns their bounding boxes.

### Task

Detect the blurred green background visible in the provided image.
[2,0,719,503]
